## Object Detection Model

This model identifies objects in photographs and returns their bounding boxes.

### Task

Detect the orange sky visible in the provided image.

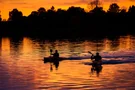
[0,0,135,20]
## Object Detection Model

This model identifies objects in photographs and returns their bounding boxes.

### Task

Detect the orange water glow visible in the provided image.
[0,36,135,89]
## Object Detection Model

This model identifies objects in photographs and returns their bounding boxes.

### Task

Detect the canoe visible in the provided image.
[43,56,66,63]
[43,56,88,63]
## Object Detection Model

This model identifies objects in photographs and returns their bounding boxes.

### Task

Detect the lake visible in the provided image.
[0,35,135,90]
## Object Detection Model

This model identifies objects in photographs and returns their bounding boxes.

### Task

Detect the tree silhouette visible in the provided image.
[107,3,120,13]
[47,6,56,15]
[51,6,55,11]
[8,8,23,21]
[56,8,67,28]
[120,9,126,14]
[38,7,46,13]
[67,6,85,15]
[28,11,38,21]
[88,0,102,10]
[128,5,135,15]
[90,7,105,14]
[37,7,46,21]
[0,3,135,38]
[127,5,135,31]
[0,11,2,22]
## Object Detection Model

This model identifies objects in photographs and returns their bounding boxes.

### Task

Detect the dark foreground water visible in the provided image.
[0,35,135,90]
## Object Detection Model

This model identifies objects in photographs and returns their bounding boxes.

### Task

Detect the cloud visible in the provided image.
[45,0,89,6]
[0,0,27,4]
[102,0,119,2]
[9,2,27,5]
[0,0,4,3]
[79,0,119,3]
[55,0,120,6]
[129,0,135,1]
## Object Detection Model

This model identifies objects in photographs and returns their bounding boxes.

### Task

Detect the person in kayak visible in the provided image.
[91,52,102,67]
[51,50,59,61]
[52,50,59,58]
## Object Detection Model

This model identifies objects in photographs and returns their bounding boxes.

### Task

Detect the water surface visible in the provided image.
[0,35,135,90]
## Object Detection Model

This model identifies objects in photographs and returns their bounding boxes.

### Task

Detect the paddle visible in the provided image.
[50,49,53,56]
[88,51,95,61]
[88,51,93,55]
[49,49,53,71]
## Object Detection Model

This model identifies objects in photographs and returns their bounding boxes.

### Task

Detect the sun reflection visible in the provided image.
[103,38,111,51]
[82,40,95,53]
[125,35,132,50]
[119,35,132,51]
[1,37,10,56]
[22,37,33,53]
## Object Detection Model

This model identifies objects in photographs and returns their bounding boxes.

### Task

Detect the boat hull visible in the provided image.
[43,57,67,63]
[43,56,93,63]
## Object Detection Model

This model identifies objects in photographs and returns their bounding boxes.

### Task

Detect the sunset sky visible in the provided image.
[0,0,135,20]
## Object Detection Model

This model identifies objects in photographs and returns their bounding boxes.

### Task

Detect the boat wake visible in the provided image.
[63,55,135,65]
[44,54,135,65]
[83,59,135,65]
[59,55,135,60]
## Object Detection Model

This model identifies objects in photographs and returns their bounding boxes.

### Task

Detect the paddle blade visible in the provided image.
[50,49,53,55]
[50,49,53,52]
[88,51,92,54]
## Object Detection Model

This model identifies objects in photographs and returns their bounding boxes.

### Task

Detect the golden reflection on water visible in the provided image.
[119,35,132,51]
[0,35,135,89]
[1,36,134,58]
[22,37,33,54]
[1,37,10,56]
[103,38,111,52]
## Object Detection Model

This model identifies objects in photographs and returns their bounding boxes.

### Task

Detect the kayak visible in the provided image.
[43,56,67,63]
[91,60,102,68]
[43,56,89,63]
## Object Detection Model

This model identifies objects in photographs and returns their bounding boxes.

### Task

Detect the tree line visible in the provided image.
[0,3,135,38]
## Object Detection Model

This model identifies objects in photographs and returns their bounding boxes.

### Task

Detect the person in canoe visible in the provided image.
[51,50,60,61]
[88,51,102,67]
[89,52,103,76]
[91,52,102,67]
[51,50,60,70]
[52,50,59,58]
